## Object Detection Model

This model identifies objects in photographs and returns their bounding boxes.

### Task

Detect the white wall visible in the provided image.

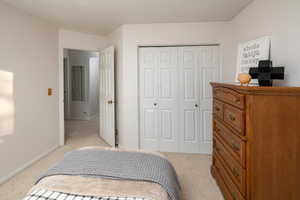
[59,29,108,145]
[108,23,236,149]
[0,2,59,183]
[59,30,109,52]
[232,0,300,86]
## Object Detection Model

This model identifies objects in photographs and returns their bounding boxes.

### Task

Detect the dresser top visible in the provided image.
[210,82,300,96]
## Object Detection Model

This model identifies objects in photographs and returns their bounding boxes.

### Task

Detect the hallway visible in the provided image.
[64,118,103,146]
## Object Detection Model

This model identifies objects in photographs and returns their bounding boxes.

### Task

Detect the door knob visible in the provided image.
[154,103,157,106]
[195,104,198,107]
[107,100,114,104]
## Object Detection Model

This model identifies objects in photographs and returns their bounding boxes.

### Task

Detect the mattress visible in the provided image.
[23,147,172,200]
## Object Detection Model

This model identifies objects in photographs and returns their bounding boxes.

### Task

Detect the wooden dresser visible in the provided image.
[210,82,300,200]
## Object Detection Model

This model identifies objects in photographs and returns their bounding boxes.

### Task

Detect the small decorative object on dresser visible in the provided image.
[237,73,251,86]
[210,82,300,200]
[249,60,285,86]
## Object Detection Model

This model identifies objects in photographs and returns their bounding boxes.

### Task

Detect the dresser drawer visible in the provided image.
[224,104,245,135]
[214,120,246,167]
[213,156,245,200]
[213,99,224,120]
[213,137,246,196]
[214,87,245,109]
[211,165,234,200]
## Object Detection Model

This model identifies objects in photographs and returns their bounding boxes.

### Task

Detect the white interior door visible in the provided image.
[179,47,201,153]
[139,47,179,152]
[139,45,220,154]
[179,46,220,154]
[156,47,179,152]
[99,46,115,146]
[139,48,159,150]
[198,46,220,153]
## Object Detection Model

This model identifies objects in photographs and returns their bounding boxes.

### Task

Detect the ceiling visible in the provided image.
[3,0,253,35]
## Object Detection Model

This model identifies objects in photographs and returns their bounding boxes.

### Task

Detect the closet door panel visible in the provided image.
[143,109,156,139]
[157,47,179,152]
[183,109,198,142]
[179,47,200,153]
[139,48,159,150]
[198,46,220,154]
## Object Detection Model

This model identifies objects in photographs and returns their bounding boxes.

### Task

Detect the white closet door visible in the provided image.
[156,47,179,152]
[140,46,220,154]
[139,47,179,152]
[179,46,220,153]
[179,47,201,153]
[198,46,220,153]
[139,48,159,150]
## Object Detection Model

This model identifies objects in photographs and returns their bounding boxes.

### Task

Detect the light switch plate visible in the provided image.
[48,88,52,96]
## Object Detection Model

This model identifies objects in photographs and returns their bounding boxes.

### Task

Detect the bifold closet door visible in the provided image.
[139,47,179,152]
[179,46,220,154]
[139,46,220,153]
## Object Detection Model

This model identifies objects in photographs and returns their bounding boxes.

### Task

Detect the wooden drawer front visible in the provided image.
[213,156,245,200]
[214,87,245,109]
[214,120,246,167]
[213,138,246,196]
[224,104,245,135]
[211,166,234,200]
[213,99,224,120]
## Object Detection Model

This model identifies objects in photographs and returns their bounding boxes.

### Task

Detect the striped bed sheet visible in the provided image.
[23,189,148,200]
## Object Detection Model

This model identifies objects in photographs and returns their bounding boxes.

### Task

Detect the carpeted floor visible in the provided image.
[0,119,223,200]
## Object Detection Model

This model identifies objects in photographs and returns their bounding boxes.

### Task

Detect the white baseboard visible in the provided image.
[0,145,59,185]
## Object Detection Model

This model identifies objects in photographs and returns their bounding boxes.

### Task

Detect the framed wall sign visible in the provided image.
[236,36,271,82]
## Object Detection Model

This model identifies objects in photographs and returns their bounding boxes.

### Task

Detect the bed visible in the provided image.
[23,147,181,200]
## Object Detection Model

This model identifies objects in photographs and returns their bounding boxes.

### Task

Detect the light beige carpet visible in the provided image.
[0,119,223,200]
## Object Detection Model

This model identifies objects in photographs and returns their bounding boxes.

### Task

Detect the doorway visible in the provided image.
[63,49,100,143]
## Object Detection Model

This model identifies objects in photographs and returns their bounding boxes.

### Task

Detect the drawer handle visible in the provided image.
[235,98,240,103]
[215,165,220,172]
[231,142,240,152]
[215,106,220,111]
[229,114,236,121]
[232,167,240,179]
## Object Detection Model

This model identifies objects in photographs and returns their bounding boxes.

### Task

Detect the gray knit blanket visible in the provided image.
[36,149,181,200]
